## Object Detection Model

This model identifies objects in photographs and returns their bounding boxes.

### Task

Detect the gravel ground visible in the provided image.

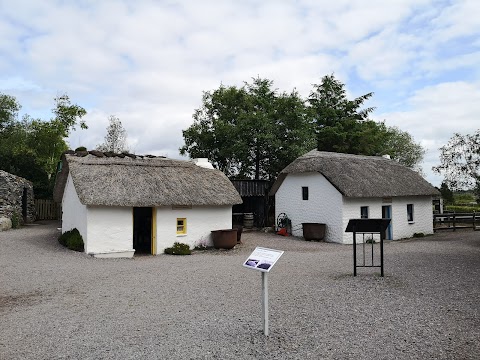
[0,222,479,360]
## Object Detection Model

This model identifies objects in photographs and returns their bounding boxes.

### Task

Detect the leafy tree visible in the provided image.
[0,93,87,198]
[52,94,87,137]
[383,126,425,172]
[439,181,454,204]
[308,75,425,171]
[180,78,314,180]
[0,93,21,131]
[308,74,375,154]
[433,130,480,190]
[96,115,129,153]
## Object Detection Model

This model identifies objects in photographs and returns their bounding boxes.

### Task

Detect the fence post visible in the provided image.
[453,212,456,231]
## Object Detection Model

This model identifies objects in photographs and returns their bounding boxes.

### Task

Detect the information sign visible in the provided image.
[243,247,284,272]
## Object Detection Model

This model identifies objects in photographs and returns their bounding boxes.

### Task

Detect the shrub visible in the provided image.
[413,232,425,238]
[75,146,87,152]
[58,228,84,252]
[365,238,376,244]
[11,212,20,229]
[164,242,191,255]
[444,205,480,213]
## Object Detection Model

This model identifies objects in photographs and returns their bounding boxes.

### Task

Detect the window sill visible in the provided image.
[408,221,415,225]
[176,234,187,237]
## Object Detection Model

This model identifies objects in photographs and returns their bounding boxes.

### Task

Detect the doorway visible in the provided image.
[133,207,156,254]
[382,205,392,240]
[22,188,28,222]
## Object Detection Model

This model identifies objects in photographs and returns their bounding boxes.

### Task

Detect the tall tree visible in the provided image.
[0,93,87,197]
[433,130,480,190]
[308,74,375,153]
[96,115,129,153]
[180,78,314,180]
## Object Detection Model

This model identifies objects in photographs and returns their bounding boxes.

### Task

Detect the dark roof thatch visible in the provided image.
[54,152,242,206]
[270,150,439,198]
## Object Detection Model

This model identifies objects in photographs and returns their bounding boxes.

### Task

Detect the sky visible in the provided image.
[1,0,479,187]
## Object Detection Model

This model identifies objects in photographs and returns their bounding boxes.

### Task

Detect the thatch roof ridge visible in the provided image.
[54,152,242,206]
[271,150,439,198]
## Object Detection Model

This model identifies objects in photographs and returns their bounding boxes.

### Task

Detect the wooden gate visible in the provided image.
[35,199,61,220]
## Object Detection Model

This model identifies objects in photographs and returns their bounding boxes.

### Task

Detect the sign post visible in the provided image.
[243,247,284,336]
[262,272,268,335]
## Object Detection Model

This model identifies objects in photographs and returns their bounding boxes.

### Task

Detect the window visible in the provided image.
[177,218,187,234]
[360,206,369,219]
[302,187,309,200]
[407,204,414,222]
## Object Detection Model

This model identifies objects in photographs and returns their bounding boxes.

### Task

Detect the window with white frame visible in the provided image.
[407,204,414,222]
[360,206,369,219]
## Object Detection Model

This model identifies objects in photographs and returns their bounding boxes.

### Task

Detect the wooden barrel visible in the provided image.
[243,213,254,228]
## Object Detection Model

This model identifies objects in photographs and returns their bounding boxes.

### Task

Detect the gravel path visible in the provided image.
[1,222,479,359]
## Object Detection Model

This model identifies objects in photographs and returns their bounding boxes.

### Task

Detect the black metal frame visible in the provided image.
[345,219,391,277]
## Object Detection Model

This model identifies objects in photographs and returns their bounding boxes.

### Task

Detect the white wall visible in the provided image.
[275,173,343,243]
[342,196,434,243]
[86,206,133,254]
[61,173,88,245]
[391,196,434,239]
[155,205,232,254]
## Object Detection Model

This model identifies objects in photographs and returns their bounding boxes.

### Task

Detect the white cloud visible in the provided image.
[0,0,478,187]
[377,81,480,185]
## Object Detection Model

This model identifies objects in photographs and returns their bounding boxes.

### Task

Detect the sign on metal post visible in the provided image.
[243,247,284,336]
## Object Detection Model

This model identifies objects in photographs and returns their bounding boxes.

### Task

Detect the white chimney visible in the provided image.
[192,158,214,169]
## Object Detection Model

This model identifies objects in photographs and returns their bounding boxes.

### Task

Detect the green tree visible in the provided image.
[383,126,425,172]
[96,115,129,153]
[308,74,375,153]
[0,93,21,131]
[180,78,314,180]
[433,130,480,190]
[439,181,454,204]
[0,93,87,198]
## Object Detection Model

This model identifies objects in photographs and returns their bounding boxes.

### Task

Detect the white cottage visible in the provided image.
[54,151,242,257]
[270,151,439,244]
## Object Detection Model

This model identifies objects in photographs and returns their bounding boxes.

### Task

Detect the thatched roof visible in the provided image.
[54,151,242,206]
[270,150,439,198]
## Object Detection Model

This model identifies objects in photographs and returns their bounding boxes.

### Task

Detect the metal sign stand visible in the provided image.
[262,272,269,336]
[243,247,284,337]
[345,219,391,277]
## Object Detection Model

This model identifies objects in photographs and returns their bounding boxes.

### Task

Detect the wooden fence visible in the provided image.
[433,212,480,231]
[35,199,61,220]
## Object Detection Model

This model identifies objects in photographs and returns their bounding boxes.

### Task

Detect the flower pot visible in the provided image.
[211,229,237,249]
[302,223,326,241]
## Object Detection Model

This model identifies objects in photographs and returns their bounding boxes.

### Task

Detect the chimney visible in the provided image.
[192,158,214,169]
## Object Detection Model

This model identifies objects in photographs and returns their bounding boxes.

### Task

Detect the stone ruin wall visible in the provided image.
[0,170,35,228]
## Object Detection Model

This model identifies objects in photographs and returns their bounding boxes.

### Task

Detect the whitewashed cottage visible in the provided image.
[270,150,439,243]
[54,151,242,257]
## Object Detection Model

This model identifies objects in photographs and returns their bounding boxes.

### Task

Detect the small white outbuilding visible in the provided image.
[270,150,439,244]
[54,151,242,257]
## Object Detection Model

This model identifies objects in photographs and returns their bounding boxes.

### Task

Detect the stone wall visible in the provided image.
[0,170,35,229]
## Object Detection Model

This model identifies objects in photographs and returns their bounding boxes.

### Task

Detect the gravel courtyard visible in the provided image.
[1,222,479,360]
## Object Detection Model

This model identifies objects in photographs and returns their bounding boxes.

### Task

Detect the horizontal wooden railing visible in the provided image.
[35,199,61,220]
[433,212,479,231]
